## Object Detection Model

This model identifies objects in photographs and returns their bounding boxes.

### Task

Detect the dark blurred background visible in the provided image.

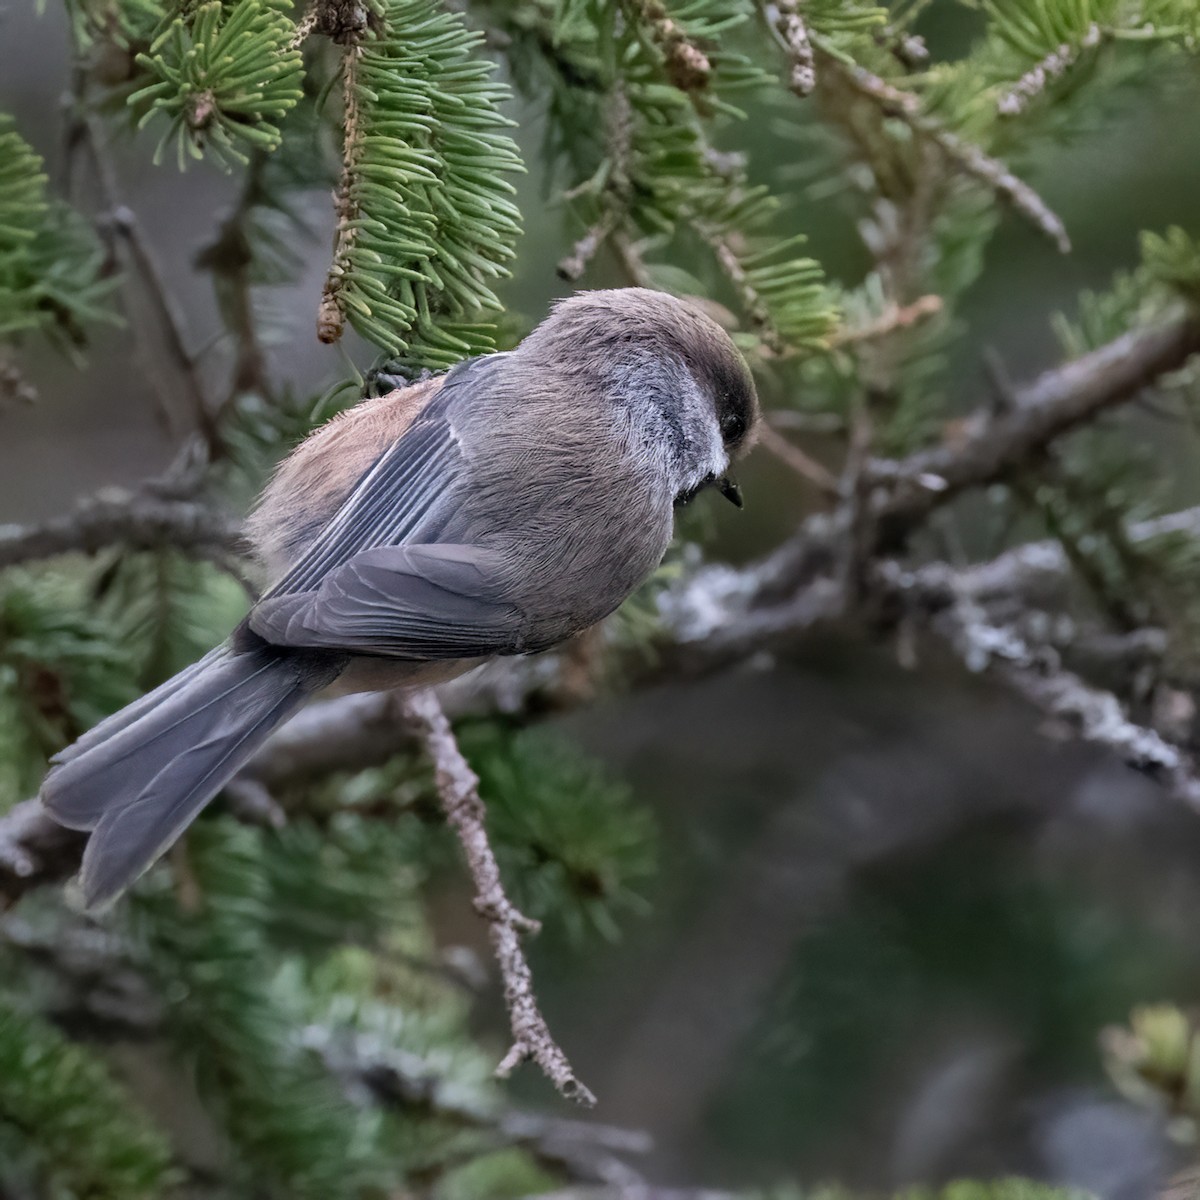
[5,1,1200,1194]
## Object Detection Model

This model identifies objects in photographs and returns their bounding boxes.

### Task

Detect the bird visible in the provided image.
[40,287,760,909]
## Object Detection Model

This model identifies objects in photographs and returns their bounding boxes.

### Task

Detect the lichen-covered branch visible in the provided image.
[883,561,1200,810]
[310,1025,648,1183]
[317,45,363,345]
[998,25,1103,117]
[0,800,85,910]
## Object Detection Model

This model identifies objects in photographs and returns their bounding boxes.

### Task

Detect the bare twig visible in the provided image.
[558,216,617,282]
[827,293,943,348]
[401,689,596,1106]
[766,409,846,435]
[0,354,37,409]
[80,118,217,446]
[559,88,636,286]
[195,153,278,414]
[610,233,653,288]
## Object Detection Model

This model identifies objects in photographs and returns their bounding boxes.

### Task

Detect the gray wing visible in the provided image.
[249,355,527,660]
[250,543,525,658]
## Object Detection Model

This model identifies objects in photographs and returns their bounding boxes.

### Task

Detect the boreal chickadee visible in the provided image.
[41,287,760,907]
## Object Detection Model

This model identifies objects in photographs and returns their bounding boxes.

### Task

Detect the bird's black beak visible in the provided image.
[717,475,744,508]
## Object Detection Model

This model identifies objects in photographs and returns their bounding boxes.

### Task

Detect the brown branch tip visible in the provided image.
[401,689,598,1107]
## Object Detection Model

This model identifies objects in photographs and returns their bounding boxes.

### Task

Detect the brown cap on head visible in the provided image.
[525,287,760,460]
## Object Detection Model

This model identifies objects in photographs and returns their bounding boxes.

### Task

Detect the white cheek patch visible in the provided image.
[607,355,730,496]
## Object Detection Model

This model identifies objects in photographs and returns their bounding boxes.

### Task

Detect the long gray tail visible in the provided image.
[41,645,336,910]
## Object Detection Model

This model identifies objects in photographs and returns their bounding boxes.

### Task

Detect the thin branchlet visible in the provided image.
[401,689,597,1107]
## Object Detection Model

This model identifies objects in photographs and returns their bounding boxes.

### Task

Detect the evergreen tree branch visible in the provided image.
[7,314,1200,905]
[401,688,597,1107]
[812,48,1072,252]
[697,226,789,356]
[863,309,1200,536]
[826,293,943,347]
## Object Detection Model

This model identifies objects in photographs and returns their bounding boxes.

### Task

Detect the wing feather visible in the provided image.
[248,356,525,660]
[250,544,523,658]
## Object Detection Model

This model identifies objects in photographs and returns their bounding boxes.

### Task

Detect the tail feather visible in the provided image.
[41,646,338,909]
[43,651,282,829]
[49,647,228,769]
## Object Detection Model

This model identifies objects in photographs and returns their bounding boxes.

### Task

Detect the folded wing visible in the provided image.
[249,355,526,660]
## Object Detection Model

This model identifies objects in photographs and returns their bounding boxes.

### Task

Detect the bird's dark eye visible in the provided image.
[720,412,746,444]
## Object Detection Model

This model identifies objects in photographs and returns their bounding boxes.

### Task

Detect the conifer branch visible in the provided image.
[699,226,788,355]
[401,689,597,1107]
[827,293,943,347]
[865,310,1200,533]
[0,800,84,908]
[814,49,1072,253]
[9,316,1200,905]
[312,1028,648,1182]
[130,0,304,169]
